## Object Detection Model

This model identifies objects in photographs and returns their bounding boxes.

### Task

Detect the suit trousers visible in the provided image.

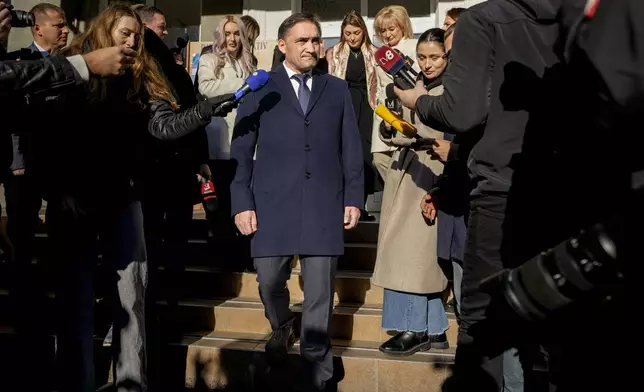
[47,199,148,392]
[449,206,538,392]
[3,171,43,328]
[254,256,338,388]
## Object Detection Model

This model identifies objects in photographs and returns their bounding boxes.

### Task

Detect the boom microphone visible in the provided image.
[234,69,270,102]
[375,46,417,90]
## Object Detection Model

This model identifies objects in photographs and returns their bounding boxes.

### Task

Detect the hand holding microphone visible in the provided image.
[375,104,418,138]
[205,69,271,117]
[375,104,440,150]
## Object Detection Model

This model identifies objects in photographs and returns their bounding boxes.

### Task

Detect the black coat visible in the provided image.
[0,52,81,180]
[30,61,214,205]
[142,28,209,171]
[231,65,364,257]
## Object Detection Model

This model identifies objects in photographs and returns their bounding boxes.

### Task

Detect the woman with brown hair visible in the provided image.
[241,14,260,66]
[329,10,380,220]
[35,4,234,392]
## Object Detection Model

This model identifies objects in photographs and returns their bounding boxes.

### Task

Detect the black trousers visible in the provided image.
[141,167,196,276]
[208,159,252,271]
[141,165,196,391]
[3,172,43,329]
[47,198,148,392]
[448,204,543,392]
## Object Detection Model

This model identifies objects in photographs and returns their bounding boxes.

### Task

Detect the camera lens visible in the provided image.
[11,10,36,28]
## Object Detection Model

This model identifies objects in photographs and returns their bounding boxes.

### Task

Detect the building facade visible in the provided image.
[7,0,485,51]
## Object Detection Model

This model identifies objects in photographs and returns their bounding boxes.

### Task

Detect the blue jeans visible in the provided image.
[381,289,449,335]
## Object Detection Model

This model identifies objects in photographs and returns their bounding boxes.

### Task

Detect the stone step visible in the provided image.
[158,297,459,346]
[161,330,454,392]
[157,267,384,307]
[26,235,378,273]
[172,240,378,272]
[0,262,383,307]
[0,326,114,391]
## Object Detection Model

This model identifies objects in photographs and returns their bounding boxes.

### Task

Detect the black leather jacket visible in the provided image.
[142,28,209,171]
[0,52,82,181]
[30,68,213,205]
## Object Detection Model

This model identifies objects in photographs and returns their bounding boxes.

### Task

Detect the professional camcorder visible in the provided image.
[7,5,35,28]
[478,171,639,323]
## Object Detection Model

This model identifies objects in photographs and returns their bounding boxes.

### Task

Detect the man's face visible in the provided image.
[35,10,69,51]
[278,21,320,73]
[145,12,167,39]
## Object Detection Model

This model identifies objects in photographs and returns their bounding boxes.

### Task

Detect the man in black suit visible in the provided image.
[4,4,69,321]
[231,13,363,392]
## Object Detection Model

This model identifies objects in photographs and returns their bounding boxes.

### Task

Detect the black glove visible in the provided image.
[379,121,395,140]
[206,93,238,117]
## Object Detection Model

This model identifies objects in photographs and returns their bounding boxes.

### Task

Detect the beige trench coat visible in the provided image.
[371,85,448,295]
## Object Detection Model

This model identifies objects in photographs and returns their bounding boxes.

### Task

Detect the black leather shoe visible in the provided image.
[429,332,449,350]
[265,323,295,361]
[379,331,449,357]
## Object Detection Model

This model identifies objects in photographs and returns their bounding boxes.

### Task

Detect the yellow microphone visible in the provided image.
[375,104,418,138]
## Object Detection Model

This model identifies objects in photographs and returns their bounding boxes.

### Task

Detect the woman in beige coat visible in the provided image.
[371,28,451,357]
[371,5,420,180]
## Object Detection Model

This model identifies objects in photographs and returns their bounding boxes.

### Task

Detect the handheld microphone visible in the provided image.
[384,83,402,115]
[375,46,417,90]
[200,178,218,214]
[375,104,417,138]
[395,49,419,78]
[233,69,270,102]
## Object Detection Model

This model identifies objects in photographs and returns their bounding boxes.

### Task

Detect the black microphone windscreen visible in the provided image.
[385,83,396,99]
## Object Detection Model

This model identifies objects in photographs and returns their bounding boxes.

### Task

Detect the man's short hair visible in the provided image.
[29,3,65,19]
[277,13,321,41]
[134,5,164,23]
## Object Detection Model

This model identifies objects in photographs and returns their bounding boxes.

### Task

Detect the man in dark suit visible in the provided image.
[4,2,68,336]
[231,13,363,392]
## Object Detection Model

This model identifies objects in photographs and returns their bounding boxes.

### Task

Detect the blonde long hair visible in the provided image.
[63,3,177,108]
[212,15,255,78]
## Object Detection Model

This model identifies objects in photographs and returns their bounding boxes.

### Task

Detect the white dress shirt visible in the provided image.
[33,41,49,54]
[283,61,313,98]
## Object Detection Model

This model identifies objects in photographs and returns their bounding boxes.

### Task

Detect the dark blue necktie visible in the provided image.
[292,73,311,113]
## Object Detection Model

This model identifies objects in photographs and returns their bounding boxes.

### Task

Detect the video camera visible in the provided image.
[6,4,35,28]
[479,170,639,323]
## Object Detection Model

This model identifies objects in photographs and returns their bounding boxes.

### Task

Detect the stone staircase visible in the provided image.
[0,206,457,391]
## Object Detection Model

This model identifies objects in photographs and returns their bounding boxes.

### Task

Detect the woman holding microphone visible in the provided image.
[371,28,452,356]
[371,5,419,182]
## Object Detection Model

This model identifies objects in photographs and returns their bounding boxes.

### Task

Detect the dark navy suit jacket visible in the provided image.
[230,64,364,258]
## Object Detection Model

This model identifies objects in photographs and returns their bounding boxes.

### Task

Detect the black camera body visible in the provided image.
[7,5,35,28]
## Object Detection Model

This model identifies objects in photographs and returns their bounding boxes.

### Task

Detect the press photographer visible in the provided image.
[468,1,640,390]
